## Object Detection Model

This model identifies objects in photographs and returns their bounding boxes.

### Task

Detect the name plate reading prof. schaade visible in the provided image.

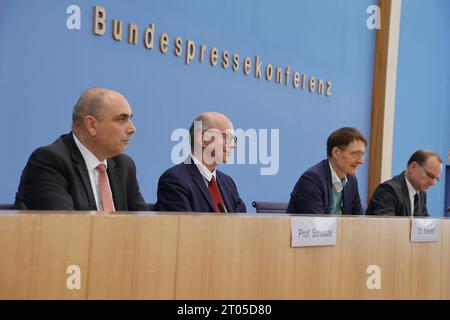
[291,217,337,247]
[410,218,441,242]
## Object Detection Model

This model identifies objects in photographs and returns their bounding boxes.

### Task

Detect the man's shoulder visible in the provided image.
[29,134,72,161]
[216,168,232,178]
[373,175,403,196]
[302,159,328,180]
[381,173,404,190]
[216,169,235,184]
[159,161,192,179]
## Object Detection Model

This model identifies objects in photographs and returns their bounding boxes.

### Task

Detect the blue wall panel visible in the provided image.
[393,0,450,216]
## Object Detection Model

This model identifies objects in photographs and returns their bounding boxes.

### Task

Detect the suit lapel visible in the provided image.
[107,158,126,211]
[66,133,97,210]
[216,173,232,213]
[342,184,349,214]
[399,173,412,216]
[323,160,332,214]
[187,163,216,212]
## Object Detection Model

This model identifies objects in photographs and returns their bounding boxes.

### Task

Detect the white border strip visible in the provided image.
[381,0,402,182]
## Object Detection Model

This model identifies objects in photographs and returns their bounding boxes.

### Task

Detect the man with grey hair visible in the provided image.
[367,149,443,216]
[14,87,147,211]
[155,112,246,213]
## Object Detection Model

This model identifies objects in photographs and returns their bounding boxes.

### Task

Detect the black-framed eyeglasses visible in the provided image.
[203,129,237,145]
[417,162,440,182]
[338,147,366,160]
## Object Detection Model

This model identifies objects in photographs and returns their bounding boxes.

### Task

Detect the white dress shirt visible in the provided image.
[405,176,418,216]
[329,161,348,192]
[72,133,115,211]
[190,154,228,213]
[190,154,216,187]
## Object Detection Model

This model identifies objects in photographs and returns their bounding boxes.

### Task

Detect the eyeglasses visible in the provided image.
[338,147,366,160]
[203,129,237,145]
[417,162,440,182]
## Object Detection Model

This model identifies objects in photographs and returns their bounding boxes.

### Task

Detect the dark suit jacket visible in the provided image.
[287,159,363,215]
[155,160,246,213]
[366,171,428,216]
[14,133,147,211]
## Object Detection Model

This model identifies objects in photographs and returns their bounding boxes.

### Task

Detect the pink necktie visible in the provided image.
[96,164,115,212]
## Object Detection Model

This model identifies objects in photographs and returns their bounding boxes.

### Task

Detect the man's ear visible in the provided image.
[408,161,418,170]
[201,130,210,147]
[331,146,340,159]
[84,115,97,136]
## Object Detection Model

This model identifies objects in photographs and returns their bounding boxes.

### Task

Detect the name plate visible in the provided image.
[410,219,441,242]
[291,217,337,247]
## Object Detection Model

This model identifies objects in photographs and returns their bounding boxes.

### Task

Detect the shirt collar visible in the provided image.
[328,160,347,192]
[73,133,107,171]
[190,154,216,182]
[405,175,418,198]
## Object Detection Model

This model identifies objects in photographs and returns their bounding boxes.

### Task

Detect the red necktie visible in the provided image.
[97,164,115,212]
[208,176,226,213]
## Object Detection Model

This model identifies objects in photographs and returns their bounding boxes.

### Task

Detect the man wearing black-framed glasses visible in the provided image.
[367,150,443,217]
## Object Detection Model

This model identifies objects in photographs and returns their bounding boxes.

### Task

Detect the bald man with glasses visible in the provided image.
[367,150,442,217]
[155,112,246,213]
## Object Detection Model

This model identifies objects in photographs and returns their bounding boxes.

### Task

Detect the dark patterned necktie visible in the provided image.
[208,176,226,213]
[413,193,420,216]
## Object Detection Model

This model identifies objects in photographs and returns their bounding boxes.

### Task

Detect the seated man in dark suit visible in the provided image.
[155,112,246,213]
[366,150,442,217]
[15,87,147,211]
[287,127,367,215]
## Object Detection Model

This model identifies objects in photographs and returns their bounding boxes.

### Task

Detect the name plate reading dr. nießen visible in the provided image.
[291,217,337,247]
[410,218,440,242]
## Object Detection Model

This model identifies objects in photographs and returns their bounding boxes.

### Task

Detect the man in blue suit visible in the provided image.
[287,127,367,215]
[155,112,246,213]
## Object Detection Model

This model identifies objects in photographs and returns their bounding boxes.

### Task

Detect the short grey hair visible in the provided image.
[189,114,213,150]
[72,88,109,128]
